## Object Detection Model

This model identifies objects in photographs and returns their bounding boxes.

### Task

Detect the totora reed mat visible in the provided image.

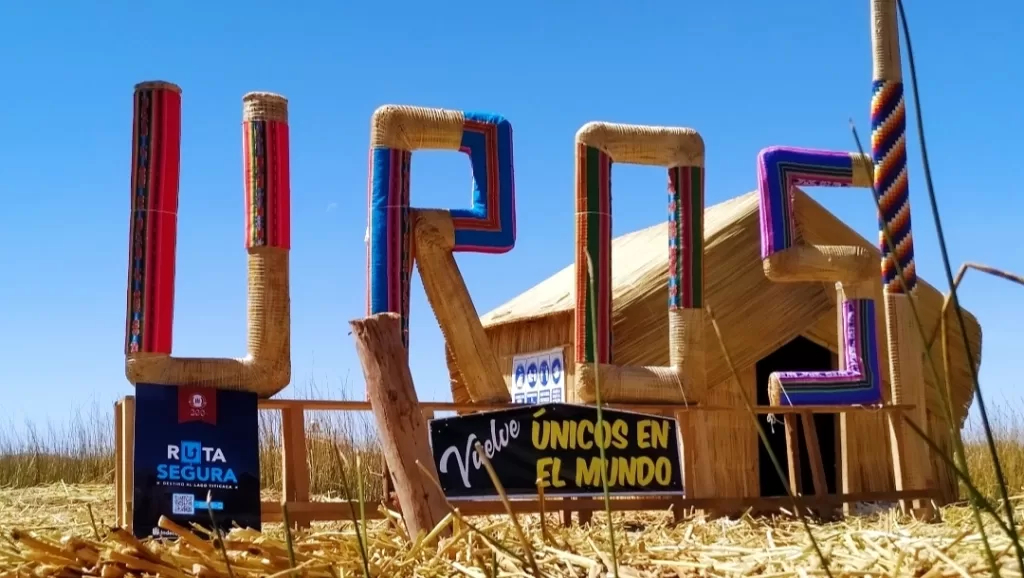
[1,484,1024,576]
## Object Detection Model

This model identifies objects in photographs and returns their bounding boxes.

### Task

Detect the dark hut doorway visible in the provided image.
[756,336,838,497]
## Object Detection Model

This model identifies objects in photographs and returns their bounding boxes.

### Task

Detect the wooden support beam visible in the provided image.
[256,397,917,416]
[350,312,450,539]
[784,414,802,496]
[120,396,135,531]
[800,410,836,519]
[280,406,311,529]
[260,488,940,523]
[114,400,124,528]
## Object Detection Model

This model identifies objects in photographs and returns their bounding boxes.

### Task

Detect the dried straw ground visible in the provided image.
[3,385,1024,575]
[2,484,1024,576]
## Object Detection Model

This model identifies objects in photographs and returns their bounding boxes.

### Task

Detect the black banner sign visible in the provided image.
[428,403,683,499]
[132,383,261,539]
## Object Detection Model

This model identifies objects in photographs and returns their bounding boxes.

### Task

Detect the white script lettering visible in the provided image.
[438,419,520,488]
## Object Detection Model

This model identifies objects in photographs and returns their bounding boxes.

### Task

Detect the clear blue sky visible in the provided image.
[1,0,1021,430]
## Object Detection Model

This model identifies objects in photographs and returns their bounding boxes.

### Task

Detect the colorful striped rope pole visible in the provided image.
[871,0,935,518]
[124,82,292,397]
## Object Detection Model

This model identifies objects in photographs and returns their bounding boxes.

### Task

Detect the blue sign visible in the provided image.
[552,388,563,402]
[539,359,550,386]
[132,384,260,539]
[551,358,563,385]
[526,363,538,388]
[514,393,525,404]
[513,363,526,391]
[526,393,539,404]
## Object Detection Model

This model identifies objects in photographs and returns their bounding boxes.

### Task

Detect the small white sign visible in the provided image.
[510,348,565,404]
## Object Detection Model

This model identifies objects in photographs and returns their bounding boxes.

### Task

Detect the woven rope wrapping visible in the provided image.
[756,145,887,407]
[573,122,706,404]
[366,105,515,403]
[884,291,923,407]
[243,92,288,123]
[124,83,291,397]
[871,0,902,83]
[763,244,876,285]
[768,284,883,406]
[872,80,915,292]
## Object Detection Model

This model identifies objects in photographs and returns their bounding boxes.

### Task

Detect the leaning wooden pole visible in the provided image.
[350,312,449,539]
[871,0,936,518]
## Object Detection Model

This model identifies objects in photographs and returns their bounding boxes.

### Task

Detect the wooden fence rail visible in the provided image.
[113,396,934,531]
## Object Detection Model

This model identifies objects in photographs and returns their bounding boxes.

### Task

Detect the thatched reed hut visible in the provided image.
[446,189,982,505]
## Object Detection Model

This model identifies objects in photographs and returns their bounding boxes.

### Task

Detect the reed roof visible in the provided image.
[479,189,983,426]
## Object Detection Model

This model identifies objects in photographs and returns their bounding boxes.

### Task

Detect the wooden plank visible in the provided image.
[258,398,917,415]
[800,412,827,497]
[121,396,136,531]
[259,488,939,523]
[578,501,593,526]
[114,400,123,528]
[784,414,802,496]
[800,410,837,520]
[671,409,691,524]
[840,412,855,516]
[280,406,311,529]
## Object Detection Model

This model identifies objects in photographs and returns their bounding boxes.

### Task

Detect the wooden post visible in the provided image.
[681,408,716,516]
[121,396,136,530]
[114,399,124,527]
[800,410,835,520]
[350,312,449,539]
[280,406,311,529]
[783,414,802,496]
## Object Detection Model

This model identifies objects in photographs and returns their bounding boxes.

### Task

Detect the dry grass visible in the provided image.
[5,484,1024,576]
[962,400,1024,499]
[1,385,1024,575]
[0,381,384,503]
